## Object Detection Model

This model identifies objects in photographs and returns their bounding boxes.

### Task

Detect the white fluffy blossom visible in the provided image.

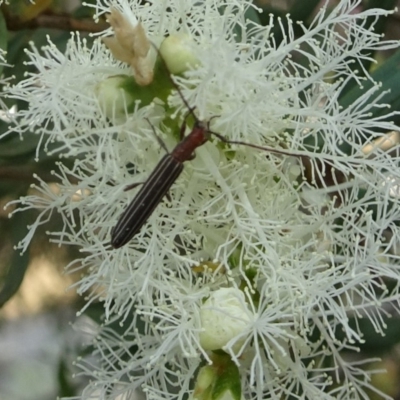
[4,0,400,399]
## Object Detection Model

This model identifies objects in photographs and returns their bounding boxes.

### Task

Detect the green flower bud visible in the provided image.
[159,34,199,74]
[95,75,135,119]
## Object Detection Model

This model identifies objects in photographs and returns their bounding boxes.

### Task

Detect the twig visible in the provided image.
[5,12,108,33]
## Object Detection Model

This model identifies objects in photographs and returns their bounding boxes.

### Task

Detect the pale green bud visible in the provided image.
[95,75,135,119]
[199,288,253,351]
[159,34,199,74]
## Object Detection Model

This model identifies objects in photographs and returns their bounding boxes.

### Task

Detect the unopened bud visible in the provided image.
[159,34,199,74]
[95,75,134,119]
[199,288,253,352]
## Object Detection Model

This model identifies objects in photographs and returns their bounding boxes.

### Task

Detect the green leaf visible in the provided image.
[0,180,29,199]
[57,357,76,397]
[72,0,97,19]
[353,188,399,226]
[218,4,261,42]
[211,354,241,400]
[339,315,400,355]
[340,49,400,113]
[340,47,400,144]
[337,0,397,97]
[303,50,400,155]
[289,0,321,23]
[3,0,53,22]
[0,207,33,308]
[257,0,320,45]
[245,4,261,25]
[257,5,285,27]
[0,131,40,159]
[0,9,7,75]
[365,0,397,35]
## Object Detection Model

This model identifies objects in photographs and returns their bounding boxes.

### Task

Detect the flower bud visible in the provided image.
[95,75,134,119]
[199,288,252,351]
[159,35,199,74]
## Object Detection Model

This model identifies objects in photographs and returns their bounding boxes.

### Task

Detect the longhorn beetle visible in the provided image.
[111,52,295,249]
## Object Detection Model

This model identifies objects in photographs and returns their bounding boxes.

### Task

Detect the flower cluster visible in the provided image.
[4,0,400,399]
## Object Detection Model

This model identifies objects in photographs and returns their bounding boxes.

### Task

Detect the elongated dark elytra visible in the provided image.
[111,46,296,249]
[111,120,209,248]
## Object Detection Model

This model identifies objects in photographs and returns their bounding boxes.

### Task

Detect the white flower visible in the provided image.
[3,35,123,157]
[4,0,400,399]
